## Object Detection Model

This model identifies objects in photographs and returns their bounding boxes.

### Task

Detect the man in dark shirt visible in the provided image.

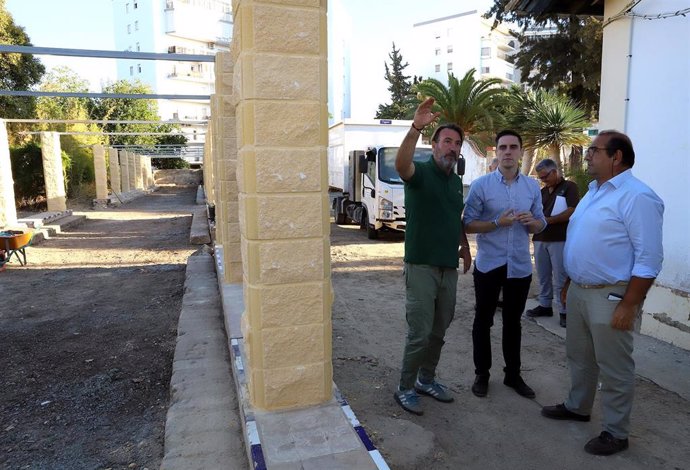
[392,98,471,415]
[526,159,579,327]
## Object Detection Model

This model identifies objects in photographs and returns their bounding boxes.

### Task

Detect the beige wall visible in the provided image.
[231,0,332,410]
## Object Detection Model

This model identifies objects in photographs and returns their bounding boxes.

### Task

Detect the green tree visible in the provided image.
[90,80,162,147]
[35,67,101,196]
[505,87,590,172]
[375,43,420,120]
[485,1,602,119]
[0,0,46,138]
[414,68,509,150]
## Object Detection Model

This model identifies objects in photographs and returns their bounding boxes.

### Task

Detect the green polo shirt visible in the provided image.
[403,157,464,268]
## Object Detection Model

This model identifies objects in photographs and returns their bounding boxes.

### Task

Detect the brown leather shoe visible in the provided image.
[541,403,590,422]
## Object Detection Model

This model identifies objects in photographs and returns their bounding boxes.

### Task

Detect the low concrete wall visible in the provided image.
[155,169,203,187]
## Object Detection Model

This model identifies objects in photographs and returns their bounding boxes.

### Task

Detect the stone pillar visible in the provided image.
[109,148,121,194]
[233,0,331,410]
[92,145,108,201]
[203,116,216,207]
[134,153,143,189]
[40,132,67,212]
[0,120,18,227]
[119,150,130,193]
[215,54,242,284]
[144,157,153,188]
[128,151,136,191]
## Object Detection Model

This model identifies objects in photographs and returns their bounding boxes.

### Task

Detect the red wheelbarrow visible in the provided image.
[0,230,34,268]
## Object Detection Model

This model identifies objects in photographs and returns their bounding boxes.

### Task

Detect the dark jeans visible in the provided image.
[472,264,532,378]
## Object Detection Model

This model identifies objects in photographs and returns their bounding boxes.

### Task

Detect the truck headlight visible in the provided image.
[379,197,393,220]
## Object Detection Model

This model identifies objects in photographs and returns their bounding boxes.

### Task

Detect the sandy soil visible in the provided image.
[2,188,688,470]
[330,223,690,470]
[0,187,198,470]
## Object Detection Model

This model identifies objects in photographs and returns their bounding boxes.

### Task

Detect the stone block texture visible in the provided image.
[0,120,18,227]
[108,147,121,194]
[93,145,108,200]
[40,132,67,211]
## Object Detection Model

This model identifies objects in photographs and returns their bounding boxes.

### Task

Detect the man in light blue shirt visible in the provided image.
[463,130,546,399]
[541,130,664,457]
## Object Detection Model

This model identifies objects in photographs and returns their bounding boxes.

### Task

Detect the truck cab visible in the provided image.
[334,145,432,239]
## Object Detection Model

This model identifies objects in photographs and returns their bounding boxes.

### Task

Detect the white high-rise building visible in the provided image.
[327,0,352,125]
[410,10,520,86]
[111,0,233,143]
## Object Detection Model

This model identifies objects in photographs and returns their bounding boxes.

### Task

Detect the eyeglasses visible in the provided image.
[585,146,608,157]
[538,169,555,181]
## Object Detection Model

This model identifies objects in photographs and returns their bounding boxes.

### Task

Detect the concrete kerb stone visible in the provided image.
[161,252,247,470]
[190,206,211,245]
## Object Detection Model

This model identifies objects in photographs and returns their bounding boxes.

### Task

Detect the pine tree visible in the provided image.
[484,0,602,119]
[375,43,419,120]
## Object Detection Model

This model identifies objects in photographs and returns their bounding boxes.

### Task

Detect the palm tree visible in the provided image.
[414,69,509,150]
[515,89,590,171]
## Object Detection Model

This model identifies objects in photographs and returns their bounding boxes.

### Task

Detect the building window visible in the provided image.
[127,24,131,34]
[481,47,491,57]
[125,3,129,13]
[136,42,140,52]
[434,32,441,40]
[129,66,134,76]
[506,72,513,81]
[447,62,453,71]
[137,64,142,73]
[481,66,490,74]
[135,21,139,31]
[435,64,441,72]
[133,1,138,8]
[447,45,453,53]
[435,48,440,56]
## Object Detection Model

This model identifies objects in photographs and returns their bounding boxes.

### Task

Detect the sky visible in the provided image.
[5,0,495,118]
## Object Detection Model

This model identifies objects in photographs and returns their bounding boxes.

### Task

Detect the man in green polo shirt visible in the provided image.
[393,97,472,415]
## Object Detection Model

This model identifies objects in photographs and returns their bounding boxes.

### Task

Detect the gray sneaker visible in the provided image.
[393,388,423,415]
[414,379,454,403]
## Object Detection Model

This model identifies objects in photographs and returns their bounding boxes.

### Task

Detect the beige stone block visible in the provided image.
[238,101,321,147]
[224,241,242,263]
[225,222,241,243]
[227,201,240,223]
[252,5,321,55]
[241,193,325,239]
[260,362,331,409]
[224,263,243,284]
[245,281,328,328]
[217,51,234,74]
[260,324,325,368]
[239,54,322,101]
[239,147,323,193]
[40,132,67,211]
[244,238,326,284]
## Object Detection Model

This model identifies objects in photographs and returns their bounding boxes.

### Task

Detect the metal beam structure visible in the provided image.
[3,118,207,125]
[0,44,215,62]
[0,90,210,100]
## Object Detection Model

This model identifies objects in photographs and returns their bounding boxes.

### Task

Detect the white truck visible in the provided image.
[329,119,444,239]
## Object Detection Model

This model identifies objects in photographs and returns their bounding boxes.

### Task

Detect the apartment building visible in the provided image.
[111,0,233,143]
[410,10,520,86]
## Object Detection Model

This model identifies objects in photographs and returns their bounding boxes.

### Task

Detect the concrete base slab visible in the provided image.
[17,209,73,228]
[214,249,389,470]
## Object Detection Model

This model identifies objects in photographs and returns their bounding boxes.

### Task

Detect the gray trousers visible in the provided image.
[399,263,458,390]
[534,241,567,314]
[565,283,636,439]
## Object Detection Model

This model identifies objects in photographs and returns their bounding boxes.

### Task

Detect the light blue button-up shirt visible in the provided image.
[463,170,546,278]
[564,169,664,285]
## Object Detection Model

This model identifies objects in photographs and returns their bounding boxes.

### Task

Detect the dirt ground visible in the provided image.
[2,188,688,470]
[0,187,198,470]
[330,223,690,470]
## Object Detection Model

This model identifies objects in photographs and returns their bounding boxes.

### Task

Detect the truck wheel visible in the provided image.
[366,221,379,239]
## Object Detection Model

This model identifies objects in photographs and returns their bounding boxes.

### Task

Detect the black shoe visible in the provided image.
[503,376,535,398]
[541,403,591,422]
[559,313,567,328]
[526,305,553,317]
[584,431,629,456]
[472,375,489,397]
